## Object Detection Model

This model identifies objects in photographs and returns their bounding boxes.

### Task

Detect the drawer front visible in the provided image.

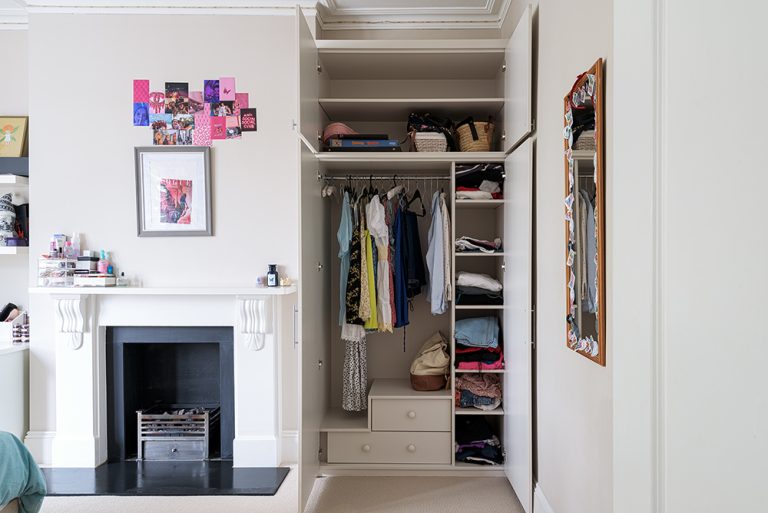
[327,432,451,464]
[371,399,451,432]
[142,440,206,461]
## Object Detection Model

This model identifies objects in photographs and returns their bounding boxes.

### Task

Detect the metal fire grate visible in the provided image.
[137,405,220,461]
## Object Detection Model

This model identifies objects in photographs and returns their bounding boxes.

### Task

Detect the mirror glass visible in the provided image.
[564,59,605,366]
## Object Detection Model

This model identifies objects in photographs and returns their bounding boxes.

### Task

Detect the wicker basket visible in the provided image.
[456,120,494,152]
[411,131,448,152]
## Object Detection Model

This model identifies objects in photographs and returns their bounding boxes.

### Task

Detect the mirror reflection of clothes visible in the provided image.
[578,189,597,313]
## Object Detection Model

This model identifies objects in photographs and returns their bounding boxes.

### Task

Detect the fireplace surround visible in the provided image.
[27,286,296,468]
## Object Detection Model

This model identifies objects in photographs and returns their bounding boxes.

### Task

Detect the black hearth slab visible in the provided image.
[42,461,289,496]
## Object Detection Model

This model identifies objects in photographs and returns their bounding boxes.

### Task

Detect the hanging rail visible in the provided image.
[322,175,450,181]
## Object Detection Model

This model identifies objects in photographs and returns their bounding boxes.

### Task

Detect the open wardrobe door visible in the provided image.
[296,5,321,152]
[503,4,533,153]
[297,141,331,512]
[503,138,534,513]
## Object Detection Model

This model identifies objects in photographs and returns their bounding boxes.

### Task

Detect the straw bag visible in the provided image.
[410,332,450,391]
[456,117,494,152]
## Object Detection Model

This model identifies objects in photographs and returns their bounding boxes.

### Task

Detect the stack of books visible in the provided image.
[325,133,402,152]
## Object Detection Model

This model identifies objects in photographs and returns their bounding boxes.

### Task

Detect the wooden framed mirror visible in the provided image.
[563,59,605,366]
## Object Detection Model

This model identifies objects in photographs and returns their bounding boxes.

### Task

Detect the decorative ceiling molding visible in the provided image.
[2,0,514,31]
[0,0,27,29]
[318,0,513,30]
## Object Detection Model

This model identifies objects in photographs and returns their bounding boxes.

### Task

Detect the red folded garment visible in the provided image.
[455,186,503,199]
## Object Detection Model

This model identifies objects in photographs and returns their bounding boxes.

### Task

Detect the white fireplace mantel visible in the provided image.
[28,286,297,468]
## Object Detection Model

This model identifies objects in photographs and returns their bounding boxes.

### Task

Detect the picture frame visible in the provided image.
[134,146,212,237]
[0,116,28,158]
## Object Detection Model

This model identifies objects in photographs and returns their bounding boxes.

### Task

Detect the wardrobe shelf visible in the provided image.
[454,199,505,209]
[455,407,504,416]
[454,369,505,374]
[0,246,27,255]
[316,39,507,80]
[318,152,506,172]
[0,174,28,187]
[455,252,506,257]
[455,305,504,310]
[454,462,506,471]
[319,98,504,122]
[320,408,369,433]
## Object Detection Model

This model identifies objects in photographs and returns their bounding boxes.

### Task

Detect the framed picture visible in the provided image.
[0,117,28,158]
[134,146,212,237]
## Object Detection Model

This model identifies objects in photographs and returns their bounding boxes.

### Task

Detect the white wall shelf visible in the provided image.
[455,305,504,310]
[28,285,297,296]
[0,247,28,255]
[319,98,504,122]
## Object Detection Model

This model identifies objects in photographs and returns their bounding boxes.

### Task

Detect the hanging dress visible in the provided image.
[393,201,409,328]
[337,191,353,326]
[440,192,452,303]
[358,199,372,323]
[367,195,393,332]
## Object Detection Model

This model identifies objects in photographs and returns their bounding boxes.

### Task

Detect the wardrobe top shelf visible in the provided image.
[316,39,507,80]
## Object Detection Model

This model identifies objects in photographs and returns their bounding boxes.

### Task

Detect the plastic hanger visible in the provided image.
[407,189,426,217]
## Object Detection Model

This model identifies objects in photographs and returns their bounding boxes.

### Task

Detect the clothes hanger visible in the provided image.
[407,188,426,217]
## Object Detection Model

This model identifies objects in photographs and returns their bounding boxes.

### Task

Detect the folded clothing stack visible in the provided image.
[455,272,503,306]
[455,416,504,465]
[455,163,504,200]
[455,345,504,370]
[455,374,502,411]
[454,315,499,348]
[456,181,503,200]
[455,236,502,254]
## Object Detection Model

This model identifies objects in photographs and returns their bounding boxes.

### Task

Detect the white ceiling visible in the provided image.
[0,1,514,30]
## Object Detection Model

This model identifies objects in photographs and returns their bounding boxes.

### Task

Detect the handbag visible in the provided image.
[406,113,458,151]
[409,332,450,391]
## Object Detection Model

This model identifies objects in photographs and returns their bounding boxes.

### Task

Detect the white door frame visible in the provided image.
[612,0,665,512]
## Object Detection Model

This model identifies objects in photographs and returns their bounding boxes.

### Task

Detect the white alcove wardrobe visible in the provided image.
[296,5,535,512]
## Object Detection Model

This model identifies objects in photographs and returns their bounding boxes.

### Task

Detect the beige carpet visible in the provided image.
[40,467,523,513]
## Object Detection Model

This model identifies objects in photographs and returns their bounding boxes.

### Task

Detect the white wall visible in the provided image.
[0,30,29,313]
[530,0,613,512]
[614,1,768,511]
[26,13,300,460]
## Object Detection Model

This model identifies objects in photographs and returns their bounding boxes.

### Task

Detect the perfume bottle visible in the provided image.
[267,264,279,287]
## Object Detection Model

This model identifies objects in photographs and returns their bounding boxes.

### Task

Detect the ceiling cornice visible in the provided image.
[1,0,514,32]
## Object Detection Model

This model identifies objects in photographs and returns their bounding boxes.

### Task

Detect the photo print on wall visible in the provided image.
[133,78,256,146]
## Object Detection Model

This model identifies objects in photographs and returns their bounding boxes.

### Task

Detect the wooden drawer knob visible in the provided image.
[407,444,416,453]
[361,444,371,453]
[407,411,416,419]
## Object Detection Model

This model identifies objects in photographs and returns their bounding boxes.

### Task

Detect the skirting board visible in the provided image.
[281,430,298,465]
[24,431,55,466]
[534,483,555,513]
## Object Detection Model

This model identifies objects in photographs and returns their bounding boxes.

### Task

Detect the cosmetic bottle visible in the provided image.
[64,241,74,259]
[71,233,81,258]
[97,250,111,274]
[48,237,58,258]
[117,272,129,287]
[267,264,279,287]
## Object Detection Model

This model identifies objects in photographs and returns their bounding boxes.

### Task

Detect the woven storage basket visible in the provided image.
[411,131,448,152]
[456,120,494,152]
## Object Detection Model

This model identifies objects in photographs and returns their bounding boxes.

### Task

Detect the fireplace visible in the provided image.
[106,327,234,462]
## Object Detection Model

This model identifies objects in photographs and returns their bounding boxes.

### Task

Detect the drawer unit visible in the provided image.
[327,431,451,464]
[371,398,451,432]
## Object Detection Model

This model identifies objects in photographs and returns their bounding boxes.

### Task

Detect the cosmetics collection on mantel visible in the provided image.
[37,233,131,287]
